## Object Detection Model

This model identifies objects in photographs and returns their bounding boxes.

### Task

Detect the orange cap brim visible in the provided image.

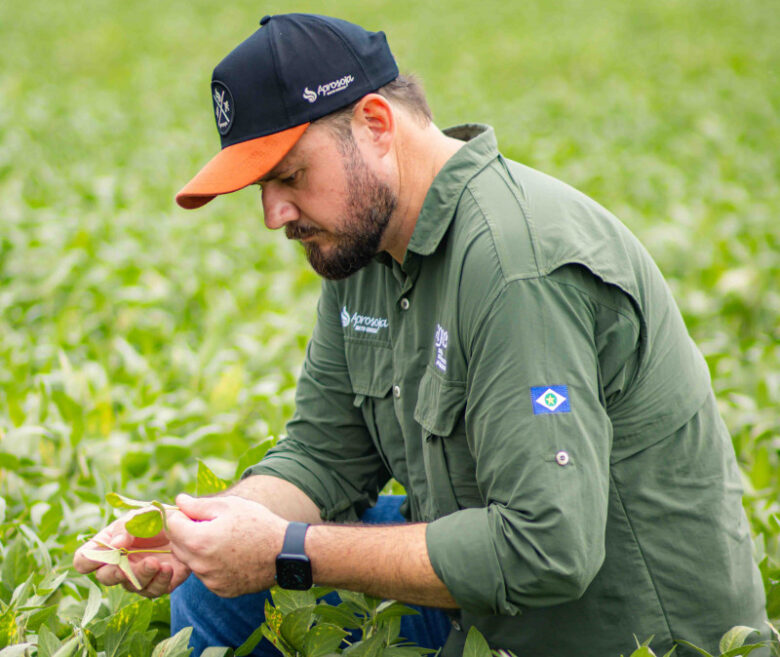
[175,122,311,209]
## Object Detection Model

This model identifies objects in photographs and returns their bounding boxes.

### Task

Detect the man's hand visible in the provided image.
[73,515,191,598]
[167,494,287,597]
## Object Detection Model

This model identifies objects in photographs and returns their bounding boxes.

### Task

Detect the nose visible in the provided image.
[261,185,300,230]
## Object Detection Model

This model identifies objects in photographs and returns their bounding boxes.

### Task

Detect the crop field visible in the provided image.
[0,0,778,655]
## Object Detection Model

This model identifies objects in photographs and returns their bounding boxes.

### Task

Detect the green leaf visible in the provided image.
[314,603,363,630]
[235,441,274,479]
[201,649,233,657]
[463,626,492,657]
[719,643,767,657]
[383,648,434,657]
[105,492,149,510]
[51,637,80,657]
[337,591,379,615]
[375,601,419,622]
[37,501,63,540]
[280,607,315,651]
[0,645,35,657]
[25,605,58,633]
[81,547,122,566]
[344,632,386,657]
[302,623,349,657]
[104,605,137,657]
[81,579,104,627]
[125,508,164,538]
[628,648,657,657]
[271,587,317,614]
[260,622,296,657]
[234,623,265,657]
[37,624,61,657]
[196,460,230,496]
[117,554,143,591]
[675,640,714,657]
[151,627,193,657]
[719,627,759,654]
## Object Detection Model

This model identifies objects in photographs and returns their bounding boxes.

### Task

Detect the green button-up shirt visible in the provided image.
[247,125,766,656]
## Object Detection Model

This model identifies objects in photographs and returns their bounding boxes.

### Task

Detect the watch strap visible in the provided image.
[282,521,309,555]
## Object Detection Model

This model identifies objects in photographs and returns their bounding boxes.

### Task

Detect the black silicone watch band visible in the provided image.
[282,521,309,555]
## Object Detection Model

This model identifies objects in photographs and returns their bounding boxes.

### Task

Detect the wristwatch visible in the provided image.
[275,521,313,590]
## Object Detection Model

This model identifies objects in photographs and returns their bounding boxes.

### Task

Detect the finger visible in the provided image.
[131,557,162,591]
[94,563,128,588]
[74,538,115,573]
[174,494,221,521]
[141,563,175,598]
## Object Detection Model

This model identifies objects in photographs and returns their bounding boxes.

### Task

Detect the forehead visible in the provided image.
[262,124,337,180]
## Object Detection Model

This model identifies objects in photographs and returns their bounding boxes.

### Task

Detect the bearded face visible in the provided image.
[284,138,397,280]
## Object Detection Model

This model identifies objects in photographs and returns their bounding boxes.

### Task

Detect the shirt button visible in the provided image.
[393,385,401,398]
[400,298,410,310]
[451,620,462,631]
[555,450,570,466]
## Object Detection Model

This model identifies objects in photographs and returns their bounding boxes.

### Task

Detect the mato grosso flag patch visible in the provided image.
[530,385,571,415]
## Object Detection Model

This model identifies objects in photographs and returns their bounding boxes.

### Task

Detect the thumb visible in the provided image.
[175,493,220,522]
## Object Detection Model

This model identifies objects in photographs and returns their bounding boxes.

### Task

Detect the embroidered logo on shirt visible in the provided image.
[340,305,388,334]
[434,324,449,372]
[530,386,571,414]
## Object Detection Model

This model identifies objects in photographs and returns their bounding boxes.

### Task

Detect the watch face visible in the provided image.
[276,555,313,590]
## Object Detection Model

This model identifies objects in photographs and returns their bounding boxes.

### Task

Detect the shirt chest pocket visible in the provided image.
[414,367,483,519]
[345,340,401,483]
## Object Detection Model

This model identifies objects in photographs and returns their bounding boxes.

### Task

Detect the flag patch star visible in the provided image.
[530,385,571,415]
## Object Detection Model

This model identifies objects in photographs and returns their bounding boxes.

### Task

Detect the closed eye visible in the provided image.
[281,171,300,185]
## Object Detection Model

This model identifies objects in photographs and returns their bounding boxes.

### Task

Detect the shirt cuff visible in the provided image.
[426,507,521,616]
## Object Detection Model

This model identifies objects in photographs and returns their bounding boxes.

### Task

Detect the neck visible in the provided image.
[381,121,464,263]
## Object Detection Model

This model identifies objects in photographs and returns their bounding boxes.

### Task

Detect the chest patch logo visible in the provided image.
[530,385,571,415]
[434,324,449,372]
[340,305,388,335]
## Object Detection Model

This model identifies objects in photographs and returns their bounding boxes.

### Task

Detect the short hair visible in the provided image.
[315,74,433,143]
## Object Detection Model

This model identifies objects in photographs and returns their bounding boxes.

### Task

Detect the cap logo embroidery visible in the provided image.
[212,81,234,135]
[302,74,355,103]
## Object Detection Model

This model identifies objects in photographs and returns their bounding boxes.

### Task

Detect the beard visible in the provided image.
[285,142,397,280]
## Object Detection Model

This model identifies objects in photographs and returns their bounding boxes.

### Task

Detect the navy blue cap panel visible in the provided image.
[212,27,289,148]
[209,13,398,149]
[277,16,398,126]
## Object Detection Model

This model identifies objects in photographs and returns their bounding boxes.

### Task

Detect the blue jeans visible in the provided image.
[170,496,452,656]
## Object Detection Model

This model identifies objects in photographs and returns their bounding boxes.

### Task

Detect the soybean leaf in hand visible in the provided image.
[81,548,123,566]
[106,493,151,510]
[117,553,143,590]
[126,508,164,538]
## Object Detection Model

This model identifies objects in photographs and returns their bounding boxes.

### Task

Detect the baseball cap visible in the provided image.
[175,13,399,209]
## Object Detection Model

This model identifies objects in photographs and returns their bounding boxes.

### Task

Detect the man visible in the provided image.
[74,13,767,657]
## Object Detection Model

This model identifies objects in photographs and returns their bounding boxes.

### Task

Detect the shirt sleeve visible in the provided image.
[243,281,390,522]
[426,272,621,615]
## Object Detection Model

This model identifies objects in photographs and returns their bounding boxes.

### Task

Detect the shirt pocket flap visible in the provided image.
[414,367,467,436]
[345,340,394,401]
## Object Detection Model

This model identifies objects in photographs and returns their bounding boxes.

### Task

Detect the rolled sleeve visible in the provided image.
[427,272,616,614]
[243,282,389,522]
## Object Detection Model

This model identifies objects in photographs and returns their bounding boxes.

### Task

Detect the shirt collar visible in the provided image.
[404,123,498,258]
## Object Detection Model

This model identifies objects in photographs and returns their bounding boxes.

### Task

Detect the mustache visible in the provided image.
[285,223,323,240]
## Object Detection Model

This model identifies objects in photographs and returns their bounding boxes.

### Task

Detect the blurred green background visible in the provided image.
[0,0,778,651]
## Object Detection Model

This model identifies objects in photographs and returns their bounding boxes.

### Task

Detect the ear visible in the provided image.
[351,93,394,157]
